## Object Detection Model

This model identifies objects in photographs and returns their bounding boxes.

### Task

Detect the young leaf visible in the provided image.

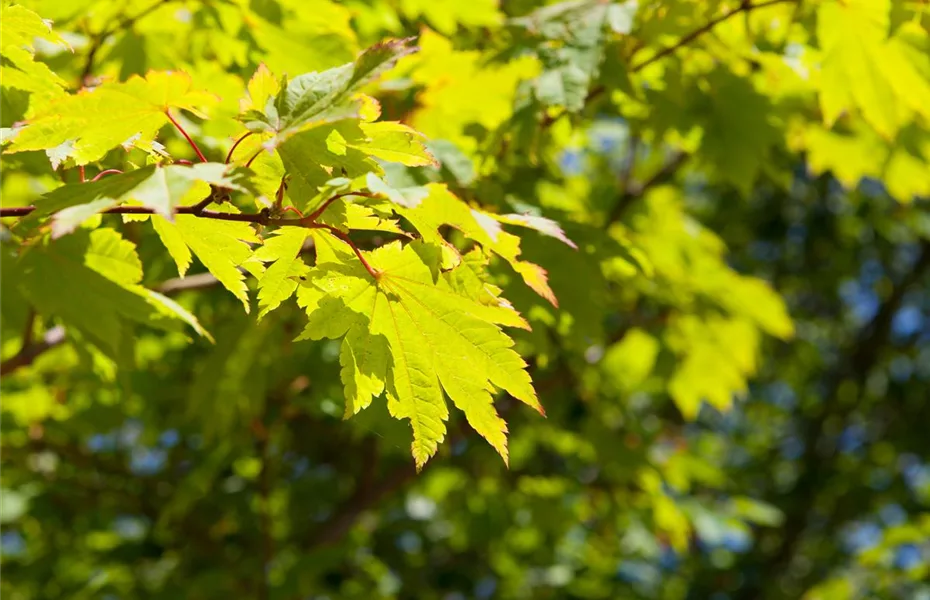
[296,233,541,469]
[387,184,562,305]
[245,38,417,147]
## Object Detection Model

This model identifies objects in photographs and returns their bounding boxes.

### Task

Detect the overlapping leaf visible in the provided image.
[241,38,417,147]
[370,182,573,305]
[18,163,257,237]
[5,71,216,164]
[0,5,69,109]
[295,232,541,468]
[152,209,264,312]
[16,228,209,360]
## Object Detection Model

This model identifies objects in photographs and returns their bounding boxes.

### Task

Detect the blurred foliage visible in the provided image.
[2,0,930,599]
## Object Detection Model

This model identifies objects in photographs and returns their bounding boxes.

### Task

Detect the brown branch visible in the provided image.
[607,151,688,224]
[0,325,66,377]
[78,0,172,86]
[310,224,380,279]
[630,0,796,73]
[1,203,291,225]
[303,192,379,223]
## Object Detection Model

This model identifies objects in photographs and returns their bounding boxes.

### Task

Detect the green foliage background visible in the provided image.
[1,0,929,598]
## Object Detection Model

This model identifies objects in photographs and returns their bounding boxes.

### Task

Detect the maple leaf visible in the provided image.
[0,5,69,109]
[16,228,210,360]
[243,38,417,148]
[5,70,216,164]
[372,182,565,305]
[295,232,542,469]
[152,208,264,312]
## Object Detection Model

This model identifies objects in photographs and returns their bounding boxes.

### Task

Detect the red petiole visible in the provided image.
[166,110,208,163]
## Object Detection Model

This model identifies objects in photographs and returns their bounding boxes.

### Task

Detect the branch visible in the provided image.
[630,0,796,73]
[0,203,294,225]
[0,326,66,377]
[78,0,172,86]
[607,151,688,224]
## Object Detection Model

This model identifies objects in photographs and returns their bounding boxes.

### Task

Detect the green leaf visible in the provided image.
[0,5,68,107]
[818,0,899,137]
[247,38,417,146]
[254,226,310,319]
[296,234,540,468]
[353,122,438,167]
[152,209,262,311]
[5,71,216,164]
[392,184,561,305]
[16,228,209,359]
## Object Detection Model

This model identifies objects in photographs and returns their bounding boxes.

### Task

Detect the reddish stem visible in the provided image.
[78,165,86,183]
[91,169,124,182]
[165,110,208,163]
[245,147,264,169]
[176,159,193,166]
[304,192,378,224]
[226,131,254,164]
[281,206,303,218]
[312,224,379,280]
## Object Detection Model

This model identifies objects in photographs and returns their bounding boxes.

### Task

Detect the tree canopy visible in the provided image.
[1,0,929,598]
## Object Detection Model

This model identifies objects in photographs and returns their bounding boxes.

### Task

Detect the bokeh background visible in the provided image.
[2,1,930,599]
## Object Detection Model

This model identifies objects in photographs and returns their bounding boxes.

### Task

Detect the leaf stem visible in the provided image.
[244,147,264,169]
[78,166,86,183]
[165,110,208,163]
[304,192,378,224]
[225,131,254,164]
[311,224,380,279]
[91,169,124,182]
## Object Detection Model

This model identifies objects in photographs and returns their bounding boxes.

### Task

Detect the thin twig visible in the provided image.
[607,151,688,224]
[630,0,794,73]
[78,0,171,86]
[273,176,287,213]
[0,326,66,377]
[165,110,208,163]
[245,148,264,169]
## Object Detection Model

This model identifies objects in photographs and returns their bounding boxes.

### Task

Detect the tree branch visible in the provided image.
[0,325,66,377]
[630,0,796,73]
[607,151,688,224]
[78,0,172,86]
